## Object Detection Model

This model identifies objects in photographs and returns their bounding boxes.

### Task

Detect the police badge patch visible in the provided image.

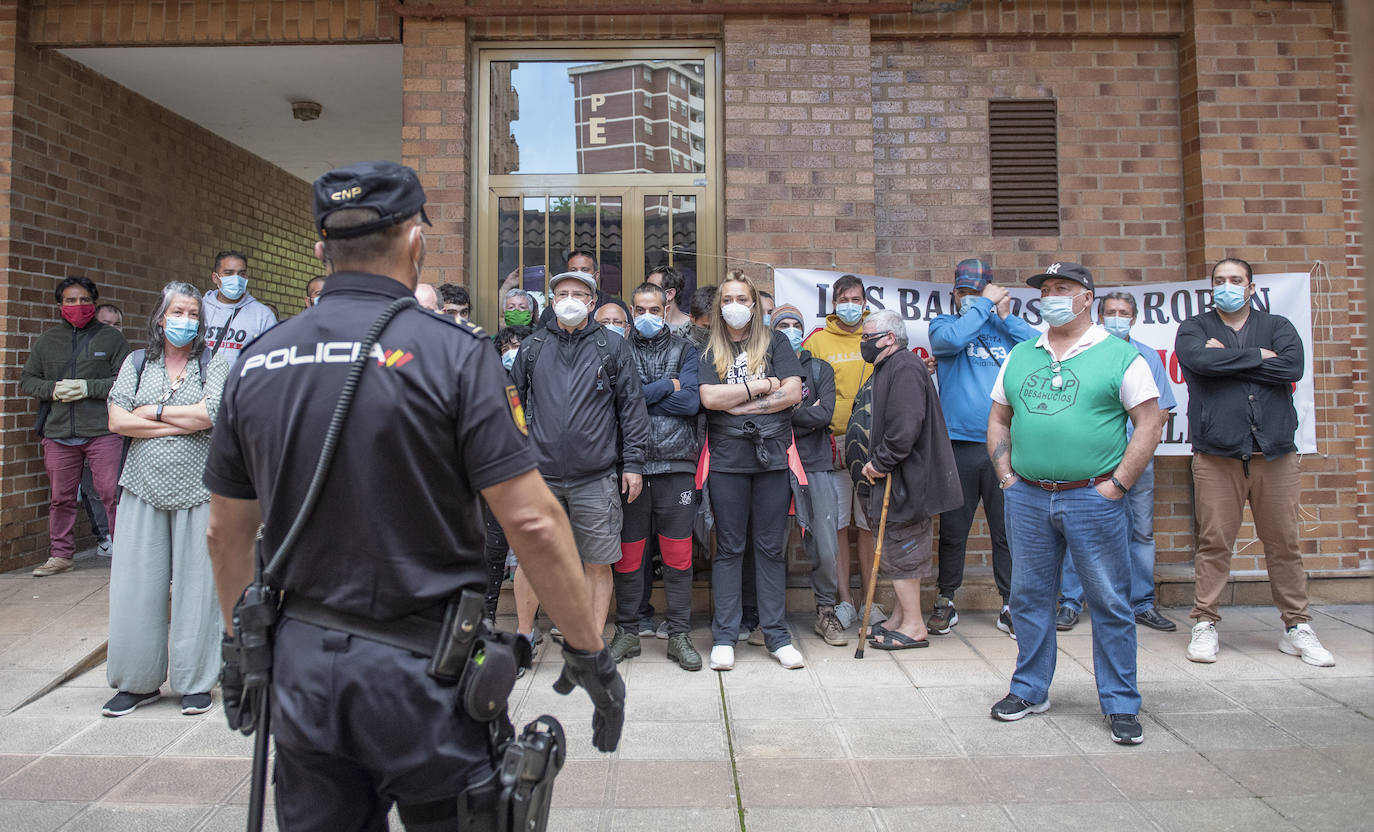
[505,385,528,435]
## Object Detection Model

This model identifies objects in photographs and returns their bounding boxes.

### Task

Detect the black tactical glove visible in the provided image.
[552,644,625,752]
[220,635,247,733]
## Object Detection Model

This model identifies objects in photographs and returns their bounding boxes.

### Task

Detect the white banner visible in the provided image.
[774,269,1317,455]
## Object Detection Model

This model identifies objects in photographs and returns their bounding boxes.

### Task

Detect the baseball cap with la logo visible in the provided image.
[1027,261,1094,292]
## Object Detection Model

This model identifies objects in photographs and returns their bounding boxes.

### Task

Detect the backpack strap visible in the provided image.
[130,349,148,396]
[593,330,618,390]
[520,329,550,425]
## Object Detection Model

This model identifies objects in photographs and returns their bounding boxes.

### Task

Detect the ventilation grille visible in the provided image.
[989,98,1059,236]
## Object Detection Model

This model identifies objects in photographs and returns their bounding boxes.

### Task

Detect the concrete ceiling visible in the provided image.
[60,45,404,183]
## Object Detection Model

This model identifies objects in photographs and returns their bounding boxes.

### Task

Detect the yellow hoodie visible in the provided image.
[802,311,872,437]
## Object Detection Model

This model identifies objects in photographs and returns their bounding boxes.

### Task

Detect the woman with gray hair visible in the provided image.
[102,282,230,718]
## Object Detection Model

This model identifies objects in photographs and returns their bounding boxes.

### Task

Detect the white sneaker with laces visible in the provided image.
[770,644,805,669]
[1279,623,1335,667]
[1186,621,1218,663]
[96,537,113,557]
[709,645,735,671]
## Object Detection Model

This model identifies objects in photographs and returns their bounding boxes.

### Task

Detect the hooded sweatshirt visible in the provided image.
[801,311,872,438]
[203,290,278,365]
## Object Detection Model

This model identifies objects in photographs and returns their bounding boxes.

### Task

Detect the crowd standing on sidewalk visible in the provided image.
[20,172,1338,749]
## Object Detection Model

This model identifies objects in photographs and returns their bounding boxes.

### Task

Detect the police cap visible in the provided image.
[313,160,432,239]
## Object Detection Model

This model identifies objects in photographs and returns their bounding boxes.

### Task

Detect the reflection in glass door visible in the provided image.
[476,46,718,329]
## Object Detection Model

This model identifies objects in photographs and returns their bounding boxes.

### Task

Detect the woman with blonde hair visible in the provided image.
[697,270,804,671]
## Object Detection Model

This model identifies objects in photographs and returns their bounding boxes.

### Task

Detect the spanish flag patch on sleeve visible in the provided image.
[505,385,528,436]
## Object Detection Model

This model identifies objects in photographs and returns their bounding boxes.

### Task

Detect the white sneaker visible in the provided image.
[1279,623,1335,667]
[770,643,805,670]
[709,645,735,671]
[1186,621,1219,663]
[96,537,113,557]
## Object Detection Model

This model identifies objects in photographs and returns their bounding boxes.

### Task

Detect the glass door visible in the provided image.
[475,46,719,329]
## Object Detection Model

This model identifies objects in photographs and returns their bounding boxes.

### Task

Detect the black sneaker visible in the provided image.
[1135,608,1177,632]
[180,692,213,715]
[997,608,1017,640]
[102,690,160,717]
[1055,606,1079,631]
[1108,713,1144,745]
[926,596,958,635]
[990,693,1049,721]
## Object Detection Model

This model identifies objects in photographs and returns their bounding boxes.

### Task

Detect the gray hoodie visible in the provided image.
[202,290,277,365]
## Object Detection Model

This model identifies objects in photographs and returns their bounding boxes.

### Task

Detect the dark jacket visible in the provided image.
[628,327,701,476]
[868,348,962,527]
[512,319,650,486]
[21,319,130,439]
[790,351,836,472]
[1175,308,1303,459]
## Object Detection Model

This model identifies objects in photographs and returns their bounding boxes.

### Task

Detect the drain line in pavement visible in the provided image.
[718,673,748,832]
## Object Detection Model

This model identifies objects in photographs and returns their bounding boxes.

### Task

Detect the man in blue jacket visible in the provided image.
[928,259,1040,637]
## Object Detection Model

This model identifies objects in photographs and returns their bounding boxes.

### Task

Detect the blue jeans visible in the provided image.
[1059,461,1157,615]
[1004,479,1139,716]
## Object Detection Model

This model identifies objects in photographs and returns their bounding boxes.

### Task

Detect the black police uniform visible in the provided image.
[204,271,536,831]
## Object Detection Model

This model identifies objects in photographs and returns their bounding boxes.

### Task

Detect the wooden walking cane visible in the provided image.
[854,475,894,659]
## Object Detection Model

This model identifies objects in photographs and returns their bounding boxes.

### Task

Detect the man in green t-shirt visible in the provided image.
[984,262,1163,746]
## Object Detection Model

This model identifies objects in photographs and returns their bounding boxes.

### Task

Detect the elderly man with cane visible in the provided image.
[852,310,962,652]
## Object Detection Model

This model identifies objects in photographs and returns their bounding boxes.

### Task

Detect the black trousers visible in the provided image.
[936,440,1012,603]
[614,472,696,635]
[481,501,509,620]
[271,618,496,832]
[707,469,791,650]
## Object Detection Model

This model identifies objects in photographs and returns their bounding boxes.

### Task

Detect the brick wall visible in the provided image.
[0,8,318,571]
[1179,0,1360,570]
[874,0,1185,37]
[28,0,398,46]
[402,18,469,288]
[723,14,877,282]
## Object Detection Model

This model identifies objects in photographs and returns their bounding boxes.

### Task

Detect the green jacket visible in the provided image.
[20,319,130,439]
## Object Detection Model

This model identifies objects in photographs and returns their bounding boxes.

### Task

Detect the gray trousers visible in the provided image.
[802,469,842,607]
[106,493,222,695]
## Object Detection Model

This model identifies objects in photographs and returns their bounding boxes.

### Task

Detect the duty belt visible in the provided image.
[281,594,442,656]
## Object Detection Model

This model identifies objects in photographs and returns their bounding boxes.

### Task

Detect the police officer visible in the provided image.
[204,161,625,832]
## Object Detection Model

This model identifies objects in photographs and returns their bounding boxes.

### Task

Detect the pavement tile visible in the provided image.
[1004,800,1157,831]
[744,806,879,831]
[807,655,913,687]
[834,718,960,758]
[622,682,722,722]
[973,755,1119,803]
[0,605,76,637]
[726,685,829,720]
[64,663,109,689]
[920,685,1004,718]
[0,630,104,674]
[616,721,727,760]
[0,755,35,781]
[160,720,256,758]
[1138,680,1245,713]
[852,757,988,806]
[548,760,611,807]
[1034,682,1110,714]
[944,714,1077,757]
[1211,679,1345,711]
[1155,711,1302,751]
[199,805,279,832]
[730,719,846,759]
[1256,707,1374,747]
[51,718,194,756]
[956,636,1021,662]
[1092,751,1249,800]
[821,684,935,719]
[1248,650,1374,679]
[0,671,61,712]
[102,757,250,804]
[0,716,98,753]
[0,754,147,801]
[878,805,1012,830]
[0,799,85,832]
[547,807,603,832]
[737,759,865,806]
[1138,797,1300,831]
[14,685,166,719]
[1138,653,1219,681]
[1205,748,1372,796]
[6,579,107,608]
[1314,605,1374,630]
[608,760,734,807]
[604,807,738,831]
[1263,792,1374,832]
[1049,713,1188,753]
[900,658,1008,688]
[883,635,984,661]
[55,803,210,832]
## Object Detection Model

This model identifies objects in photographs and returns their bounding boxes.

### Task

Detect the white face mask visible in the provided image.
[554,296,589,327]
[721,302,753,329]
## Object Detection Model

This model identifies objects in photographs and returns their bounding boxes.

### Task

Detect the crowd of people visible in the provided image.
[21,239,1337,745]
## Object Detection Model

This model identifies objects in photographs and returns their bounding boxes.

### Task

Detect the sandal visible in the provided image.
[868,630,930,650]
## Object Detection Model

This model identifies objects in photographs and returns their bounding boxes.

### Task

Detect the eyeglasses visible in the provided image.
[159,374,188,404]
[553,291,592,302]
[860,332,890,342]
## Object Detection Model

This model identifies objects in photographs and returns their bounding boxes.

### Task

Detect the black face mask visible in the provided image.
[860,337,885,364]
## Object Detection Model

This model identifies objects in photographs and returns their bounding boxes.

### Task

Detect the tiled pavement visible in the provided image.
[0,596,1370,831]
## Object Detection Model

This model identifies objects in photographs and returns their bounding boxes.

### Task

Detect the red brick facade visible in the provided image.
[0,0,1366,587]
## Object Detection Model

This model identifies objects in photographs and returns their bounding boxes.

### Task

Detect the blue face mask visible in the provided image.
[1039,293,1083,327]
[634,314,665,338]
[835,302,864,326]
[1102,316,1132,339]
[958,296,978,316]
[218,275,247,301]
[501,349,518,371]
[605,324,626,338]
[782,327,804,352]
[762,313,772,327]
[1212,282,1248,313]
[164,316,199,347]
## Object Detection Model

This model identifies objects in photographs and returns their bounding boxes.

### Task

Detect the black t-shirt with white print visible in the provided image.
[699,329,804,474]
